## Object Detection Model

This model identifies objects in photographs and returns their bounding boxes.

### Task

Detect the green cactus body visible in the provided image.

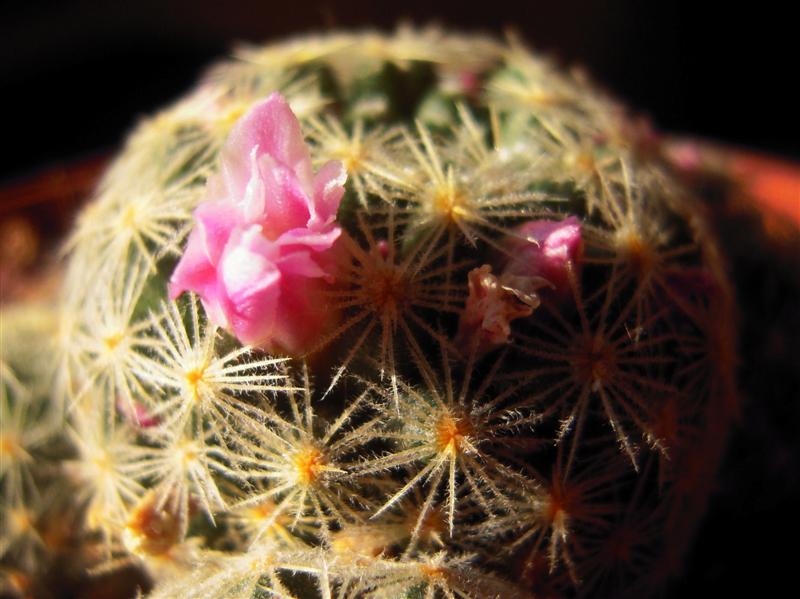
[1,27,737,598]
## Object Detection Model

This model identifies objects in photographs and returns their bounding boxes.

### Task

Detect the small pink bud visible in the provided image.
[458,70,481,98]
[376,239,390,260]
[117,398,160,428]
[504,216,583,299]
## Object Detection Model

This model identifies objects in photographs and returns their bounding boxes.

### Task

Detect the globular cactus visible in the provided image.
[1,27,737,598]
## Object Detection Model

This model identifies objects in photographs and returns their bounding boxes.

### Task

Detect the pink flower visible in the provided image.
[503,216,583,298]
[169,93,346,354]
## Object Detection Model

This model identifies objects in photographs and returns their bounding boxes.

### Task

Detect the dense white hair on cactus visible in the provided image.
[3,26,736,599]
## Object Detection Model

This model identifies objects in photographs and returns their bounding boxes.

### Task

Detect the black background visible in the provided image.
[1,1,796,597]
[1,0,797,182]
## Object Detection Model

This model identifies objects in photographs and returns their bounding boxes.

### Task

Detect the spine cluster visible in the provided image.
[0,28,736,599]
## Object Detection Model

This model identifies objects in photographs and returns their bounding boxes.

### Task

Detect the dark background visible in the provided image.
[1,1,797,597]
[1,0,797,183]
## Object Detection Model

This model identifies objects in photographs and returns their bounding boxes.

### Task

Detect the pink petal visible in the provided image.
[200,287,234,331]
[169,229,216,300]
[277,226,342,253]
[542,219,581,260]
[169,200,240,301]
[505,216,583,297]
[275,250,329,280]
[255,156,317,236]
[195,199,242,263]
[311,160,347,230]
[270,274,336,355]
[224,92,314,191]
[240,146,267,223]
[219,226,282,345]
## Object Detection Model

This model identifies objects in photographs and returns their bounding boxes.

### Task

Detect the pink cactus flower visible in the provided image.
[169,92,346,354]
[504,216,583,298]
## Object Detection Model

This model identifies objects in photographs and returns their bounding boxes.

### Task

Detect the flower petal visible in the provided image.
[277,226,342,253]
[195,200,242,263]
[255,155,318,236]
[505,216,583,296]
[224,92,314,191]
[169,229,216,300]
[311,160,347,230]
[271,275,336,355]
[219,226,281,345]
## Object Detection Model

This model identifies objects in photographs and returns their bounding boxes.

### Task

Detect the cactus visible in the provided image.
[1,27,737,598]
